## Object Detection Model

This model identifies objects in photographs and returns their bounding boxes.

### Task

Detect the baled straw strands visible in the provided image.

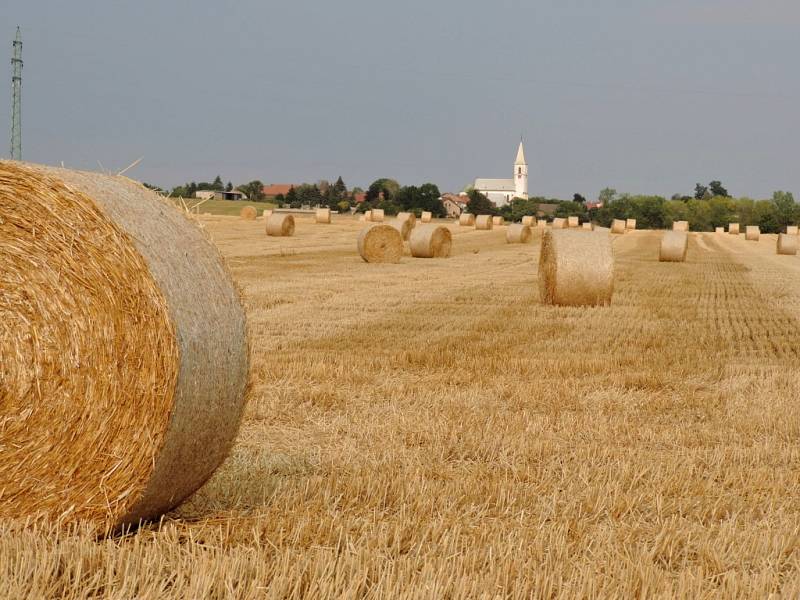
[315,208,331,224]
[363,210,372,222]
[390,217,414,241]
[582,222,594,231]
[659,230,688,262]
[610,219,626,234]
[729,223,740,235]
[263,209,273,220]
[240,206,257,220]
[538,220,547,227]
[459,213,475,226]
[506,223,532,243]
[567,216,579,228]
[396,212,417,227]
[777,234,798,255]
[521,215,536,227]
[552,217,567,229]
[492,216,505,226]
[357,224,403,263]
[745,226,760,241]
[266,213,295,237]
[672,220,689,232]
[475,215,494,230]
[538,229,614,306]
[370,208,385,222]
[715,227,724,234]
[787,225,798,235]
[0,161,248,533]
[626,219,636,230]
[409,224,452,258]
[420,211,432,223]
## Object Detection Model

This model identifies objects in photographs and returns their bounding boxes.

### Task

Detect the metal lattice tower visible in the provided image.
[10,26,22,160]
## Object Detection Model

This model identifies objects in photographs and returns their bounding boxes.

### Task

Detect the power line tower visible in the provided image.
[10,26,22,160]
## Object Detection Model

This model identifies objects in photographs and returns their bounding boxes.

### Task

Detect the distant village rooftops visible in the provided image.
[262,184,296,197]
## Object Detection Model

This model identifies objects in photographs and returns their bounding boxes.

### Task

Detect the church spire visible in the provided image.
[515,139,526,166]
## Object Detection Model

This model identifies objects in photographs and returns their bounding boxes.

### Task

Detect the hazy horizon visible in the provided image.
[3,0,799,199]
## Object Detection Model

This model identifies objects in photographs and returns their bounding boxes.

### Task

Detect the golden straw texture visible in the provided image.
[672,221,689,232]
[506,223,532,243]
[409,224,452,258]
[538,229,614,306]
[239,206,257,220]
[582,222,594,231]
[715,227,724,234]
[729,223,740,235]
[659,230,688,262]
[459,213,475,226]
[262,209,273,220]
[552,218,567,229]
[611,219,626,234]
[521,216,536,227]
[390,217,414,241]
[396,212,417,227]
[370,209,385,222]
[567,216,579,228]
[420,211,432,223]
[787,225,798,235]
[0,161,248,533]
[745,226,760,241]
[315,208,331,224]
[357,224,403,263]
[492,216,504,226]
[475,215,494,230]
[777,234,798,255]
[626,219,636,230]
[362,211,372,222]
[266,214,295,237]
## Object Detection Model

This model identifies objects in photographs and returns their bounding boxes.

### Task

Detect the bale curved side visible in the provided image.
[552,218,567,229]
[492,216,505,227]
[659,230,688,262]
[370,209,385,222]
[475,215,494,230]
[410,224,452,258]
[610,219,626,234]
[672,220,689,232]
[777,234,798,255]
[420,211,432,223]
[745,226,760,241]
[357,224,403,263]
[715,227,724,234]
[582,222,594,231]
[626,219,636,230]
[390,217,414,241]
[787,225,799,235]
[728,223,740,235]
[315,208,331,224]
[240,206,257,220]
[506,223,532,243]
[266,213,295,237]
[459,213,475,226]
[522,216,536,227]
[538,229,614,306]
[567,216,579,228]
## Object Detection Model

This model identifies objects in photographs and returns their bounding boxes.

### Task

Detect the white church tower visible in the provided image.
[514,139,528,199]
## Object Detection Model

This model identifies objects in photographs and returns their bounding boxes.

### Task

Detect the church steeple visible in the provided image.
[514,139,528,199]
[515,139,526,166]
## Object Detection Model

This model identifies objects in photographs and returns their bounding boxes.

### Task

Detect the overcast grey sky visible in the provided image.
[3,0,799,199]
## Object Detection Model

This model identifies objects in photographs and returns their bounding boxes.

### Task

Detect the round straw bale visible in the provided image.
[521,215,536,227]
[240,205,257,220]
[315,208,331,224]
[567,216,579,228]
[506,223,532,243]
[492,216,505,226]
[777,233,798,255]
[787,225,798,235]
[538,229,614,306]
[459,213,475,226]
[410,224,452,258]
[552,217,567,229]
[672,220,689,232]
[582,222,594,231]
[370,208,385,222]
[357,224,403,263]
[626,219,636,230]
[538,220,547,227]
[397,212,417,227]
[363,210,372,222]
[390,217,414,241]
[728,223,740,235]
[266,213,295,236]
[659,230,688,262]
[745,225,760,241]
[0,161,248,533]
[420,211,432,223]
[610,219,626,234]
[475,215,494,230]
[715,226,724,234]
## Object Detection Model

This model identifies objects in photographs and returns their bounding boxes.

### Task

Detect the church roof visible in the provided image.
[515,141,526,166]
[474,178,516,192]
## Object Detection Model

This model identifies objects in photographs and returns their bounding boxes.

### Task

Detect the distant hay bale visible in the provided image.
[777,233,798,255]
[659,230,688,262]
[390,217,414,241]
[715,226,724,234]
[506,223,532,243]
[370,208,385,222]
[315,208,331,224]
[459,213,475,226]
[363,210,372,222]
[492,216,505,226]
[729,223,740,235]
[475,215,494,230]
[611,219,626,234]
[672,220,689,232]
[787,225,798,235]
[266,213,295,237]
[420,211,432,223]
[582,222,594,231]
[538,229,614,306]
[240,206,257,220]
[357,224,403,263]
[626,219,636,230]
[552,217,567,229]
[745,225,760,241]
[0,161,248,533]
[567,216,579,228]
[410,224,452,258]
[263,209,273,220]
[538,220,547,228]
[358,214,366,222]
[522,215,536,227]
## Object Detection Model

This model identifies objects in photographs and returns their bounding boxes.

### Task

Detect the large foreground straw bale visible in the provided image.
[567,216,579,228]
[522,215,536,227]
[777,234,798,255]
[506,223,532,243]
[659,230,688,262]
[539,229,614,306]
[611,219,626,234]
[552,217,567,229]
[409,224,452,258]
[390,217,414,241]
[626,219,636,230]
[787,225,798,235]
[315,208,331,224]
[240,206,257,220]
[745,226,760,241]
[492,216,505,226]
[459,213,475,226]
[729,223,740,235]
[266,213,295,237]
[370,208,385,222]
[673,220,689,232]
[475,215,494,230]
[0,161,248,533]
[357,224,403,263]
[420,211,432,223]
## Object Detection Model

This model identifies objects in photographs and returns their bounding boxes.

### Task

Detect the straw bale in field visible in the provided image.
[459,213,475,226]
[745,225,760,241]
[315,208,331,224]
[410,224,452,258]
[397,212,417,227]
[357,224,403,263]
[522,215,536,227]
[611,219,626,234]
[475,215,494,230]
[538,229,614,306]
[626,219,636,230]
[672,220,689,232]
[263,209,273,220]
[568,216,579,228]
[582,222,594,231]
[787,225,798,235]
[659,230,688,262]
[370,208,385,222]
[552,217,567,229]
[777,233,798,255]
[506,223,532,243]
[0,161,248,533]
[538,220,547,227]
[363,210,372,222]
[266,213,295,237]
[729,223,740,235]
[390,217,414,241]
[420,211,432,223]
[492,216,505,226]
[715,226,724,234]
[240,206,257,220]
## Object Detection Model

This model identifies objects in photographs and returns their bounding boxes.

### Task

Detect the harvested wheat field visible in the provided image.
[5,215,800,598]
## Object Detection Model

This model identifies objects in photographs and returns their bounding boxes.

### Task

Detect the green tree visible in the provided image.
[772,191,798,229]
[694,183,708,200]
[365,178,400,203]
[238,180,265,202]
[212,175,224,191]
[554,201,587,220]
[598,187,617,205]
[466,189,497,216]
[285,187,299,208]
[225,181,233,192]
[708,180,729,197]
